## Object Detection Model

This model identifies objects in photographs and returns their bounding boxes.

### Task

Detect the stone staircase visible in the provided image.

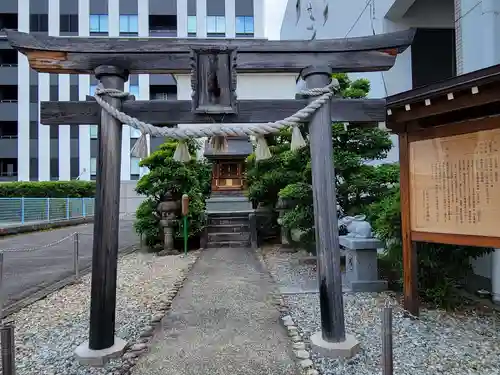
[206,212,251,248]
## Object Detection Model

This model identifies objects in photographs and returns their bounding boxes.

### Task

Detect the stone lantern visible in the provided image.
[157,192,180,255]
[275,196,294,247]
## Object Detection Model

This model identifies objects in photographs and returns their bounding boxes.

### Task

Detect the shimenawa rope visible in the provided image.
[93,80,338,162]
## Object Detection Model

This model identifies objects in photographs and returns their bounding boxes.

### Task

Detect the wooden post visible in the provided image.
[88,65,128,350]
[398,133,419,316]
[381,307,393,375]
[302,66,346,342]
[0,253,3,320]
[73,232,80,280]
[1,321,16,375]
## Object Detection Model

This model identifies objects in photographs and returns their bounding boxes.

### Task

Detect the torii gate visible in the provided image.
[6,29,414,364]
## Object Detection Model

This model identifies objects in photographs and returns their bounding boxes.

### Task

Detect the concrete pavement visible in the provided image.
[132,247,298,375]
[0,217,139,310]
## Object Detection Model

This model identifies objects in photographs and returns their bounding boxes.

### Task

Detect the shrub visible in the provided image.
[245,73,398,250]
[133,140,211,249]
[367,186,493,308]
[0,181,96,198]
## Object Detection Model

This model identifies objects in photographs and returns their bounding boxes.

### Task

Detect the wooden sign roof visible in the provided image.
[386,64,500,133]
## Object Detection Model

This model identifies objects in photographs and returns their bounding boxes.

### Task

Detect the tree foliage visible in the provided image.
[133,140,211,248]
[246,73,399,248]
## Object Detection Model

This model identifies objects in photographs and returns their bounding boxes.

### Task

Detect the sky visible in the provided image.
[264,0,288,40]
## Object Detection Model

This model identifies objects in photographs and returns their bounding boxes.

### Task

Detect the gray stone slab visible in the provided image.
[350,280,388,293]
[205,196,253,213]
[131,247,296,375]
[339,236,384,250]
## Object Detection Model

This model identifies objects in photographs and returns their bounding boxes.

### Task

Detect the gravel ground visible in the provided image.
[263,245,500,375]
[7,251,196,375]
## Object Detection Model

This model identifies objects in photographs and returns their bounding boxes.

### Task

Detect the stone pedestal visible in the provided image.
[74,337,127,366]
[339,236,387,292]
[205,195,253,213]
[310,331,360,359]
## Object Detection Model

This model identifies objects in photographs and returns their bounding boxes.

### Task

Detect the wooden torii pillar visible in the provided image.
[6,29,414,364]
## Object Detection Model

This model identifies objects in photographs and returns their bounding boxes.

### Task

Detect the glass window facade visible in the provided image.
[235,16,254,35]
[120,15,139,34]
[90,14,108,33]
[130,157,141,175]
[187,16,197,35]
[206,16,225,35]
[90,157,97,174]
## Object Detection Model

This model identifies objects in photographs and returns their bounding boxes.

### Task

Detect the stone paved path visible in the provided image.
[132,247,298,375]
[0,217,138,309]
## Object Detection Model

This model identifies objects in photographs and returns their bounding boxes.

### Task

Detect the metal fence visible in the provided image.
[0,198,95,226]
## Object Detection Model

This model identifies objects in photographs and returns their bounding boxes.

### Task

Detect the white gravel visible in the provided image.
[263,245,500,375]
[7,251,197,375]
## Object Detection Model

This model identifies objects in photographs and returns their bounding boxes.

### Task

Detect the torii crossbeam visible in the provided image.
[6,29,414,364]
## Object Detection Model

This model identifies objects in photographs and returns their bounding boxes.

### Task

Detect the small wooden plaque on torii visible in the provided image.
[190,47,238,115]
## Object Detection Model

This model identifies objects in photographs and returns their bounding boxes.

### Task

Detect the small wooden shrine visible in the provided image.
[204,136,253,194]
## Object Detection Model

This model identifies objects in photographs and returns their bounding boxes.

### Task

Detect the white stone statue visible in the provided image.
[338,214,372,238]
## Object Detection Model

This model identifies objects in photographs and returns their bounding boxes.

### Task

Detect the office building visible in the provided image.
[0,0,265,181]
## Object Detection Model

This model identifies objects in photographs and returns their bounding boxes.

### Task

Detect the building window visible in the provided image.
[129,84,139,98]
[152,92,170,100]
[30,14,48,32]
[130,157,141,176]
[187,16,196,36]
[131,128,142,138]
[60,14,78,33]
[236,16,254,36]
[90,14,108,34]
[120,15,138,35]
[206,16,225,36]
[129,84,141,138]
[90,82,98,139]
[0,158,18,177]
[90,125,98,139]
[90,157,97,175]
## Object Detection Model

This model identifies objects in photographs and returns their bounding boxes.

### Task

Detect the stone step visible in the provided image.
[206,240,249,248]
[206,196,253,213]
[208,232,250,242]
[207,224,250,233]
[208,217,249,226]
[207,211,250,218]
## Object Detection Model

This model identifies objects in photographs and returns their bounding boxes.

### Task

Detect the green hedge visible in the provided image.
[0,181,96,198]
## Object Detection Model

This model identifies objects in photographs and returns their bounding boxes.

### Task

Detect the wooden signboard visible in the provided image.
[386,64,500,316]
[410,126,500,238]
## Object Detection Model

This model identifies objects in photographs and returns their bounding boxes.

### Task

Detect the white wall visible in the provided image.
[120,181,145,214]
[17,0,30,181]
[280,0,455,166]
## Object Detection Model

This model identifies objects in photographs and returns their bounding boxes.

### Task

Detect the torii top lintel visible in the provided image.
[5,29,415,75]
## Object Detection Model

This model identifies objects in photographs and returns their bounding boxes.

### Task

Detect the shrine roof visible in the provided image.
[204,137,253,159]
[385,64,500,132]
